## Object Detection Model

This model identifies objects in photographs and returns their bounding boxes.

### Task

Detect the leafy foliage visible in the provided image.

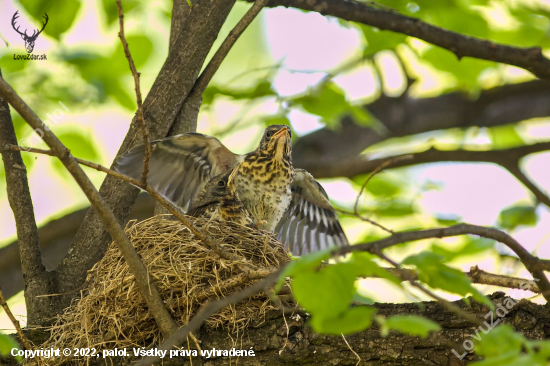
[377,315,441,337]
[20,0,82,40]
[402,252,492,307]
[0,333,21,361]
[291,82,374,129]
[284,251,403,334]
[498,205,538,230]
[471,325,550,365]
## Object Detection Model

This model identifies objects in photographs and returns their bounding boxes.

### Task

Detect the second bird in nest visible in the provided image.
[114,124,349,256]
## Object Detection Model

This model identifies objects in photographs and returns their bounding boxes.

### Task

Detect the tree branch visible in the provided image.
[187,0,270,100]
[333,223,550,302]
[0,77,178,337]
[260,0,550,79]
[0,287,32,351]
[293,80,550,172]
[0,70,51,327]
[309,144,550,209]
[53,0,236,316]
[0,144,251,267]
[116,0,151,186]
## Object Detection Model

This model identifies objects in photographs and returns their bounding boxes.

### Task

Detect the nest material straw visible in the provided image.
[33,215,289,365]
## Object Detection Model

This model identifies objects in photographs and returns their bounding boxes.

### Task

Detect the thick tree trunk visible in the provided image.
[2,293,545,365]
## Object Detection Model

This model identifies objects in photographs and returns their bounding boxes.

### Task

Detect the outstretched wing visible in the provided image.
[275,169,349,256]
[113,133,240,211]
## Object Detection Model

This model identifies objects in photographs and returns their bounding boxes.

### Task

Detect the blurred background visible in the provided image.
[1,0,550,333]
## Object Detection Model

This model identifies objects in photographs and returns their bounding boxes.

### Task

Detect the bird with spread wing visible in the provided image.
[114,125,349,256]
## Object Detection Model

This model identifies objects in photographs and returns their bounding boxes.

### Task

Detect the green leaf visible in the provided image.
[431,238,495,262]
[291,261,358,316]
[421,46,495,89]
[286,250,380,335]
[0,333,22,361]
[380,315,441,338]
[57,132,98,161]
[53,131,99,175]
[487,125,524,149]
[0,54,27,72]
[202,80,276,105]
[114,35,153,69]
[402,252,492,308]
[498,205,538,230]
[312,306,376,335]
[352,175,402,197]
[352,292,374,305]
[359,25,407,55]
[473,324,523,358]
[372,201,414,217]
[351,252,402,286]
[101,0,140,25]
[292,83,353,128]
[20,0,81,40]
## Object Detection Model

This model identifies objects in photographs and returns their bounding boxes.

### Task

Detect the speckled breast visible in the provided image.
[235,159,294,232]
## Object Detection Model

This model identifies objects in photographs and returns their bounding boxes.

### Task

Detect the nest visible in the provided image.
[33,215,290,365]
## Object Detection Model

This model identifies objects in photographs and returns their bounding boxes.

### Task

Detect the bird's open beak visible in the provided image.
[272,126,289,140]
[228,166,239,186]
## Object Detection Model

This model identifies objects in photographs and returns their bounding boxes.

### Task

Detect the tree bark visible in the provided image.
[0,69,54,326]
[49,0,236,319]
[293,80,550,175]
[2,292,546,365]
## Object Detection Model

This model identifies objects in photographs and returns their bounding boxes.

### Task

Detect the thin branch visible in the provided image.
[0,144,249,266]
[315,144,550,209]
[187,0,271,99]
[333,223,550,302]
[376,252,486,327]
[116,0,151,186]
[352,155,413,234]
[135,265,288,366]
[0,76,178,337]
[260,0,550,80]
[0,287,32,350]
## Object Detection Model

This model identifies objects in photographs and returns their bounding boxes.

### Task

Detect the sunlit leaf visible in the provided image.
[101,0,140,26]
[292,83,356,129]
[379,315,441,337]
[359,25,407,55]
[402,251,492,307]
[20,0,82,40]
[312,306,376,335]
[0,333,22,361]
[487,125,524,149]
[431,237,494,262]
[498,205,538,230]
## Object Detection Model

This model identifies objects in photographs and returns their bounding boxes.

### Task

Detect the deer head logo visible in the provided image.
[11,11,49,54]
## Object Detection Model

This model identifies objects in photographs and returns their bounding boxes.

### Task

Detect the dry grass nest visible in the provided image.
[33,215,290,365]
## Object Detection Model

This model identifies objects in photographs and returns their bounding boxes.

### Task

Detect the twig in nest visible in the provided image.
[116,0,151,186]
[136,265,287,366]
[0,287,32,350]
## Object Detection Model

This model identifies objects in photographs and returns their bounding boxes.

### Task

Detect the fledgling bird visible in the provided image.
[114,125,349,256]
[187,166,255,227]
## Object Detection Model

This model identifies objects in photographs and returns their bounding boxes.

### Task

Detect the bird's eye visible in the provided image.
[266,130,274,138]
[218,180,225,187]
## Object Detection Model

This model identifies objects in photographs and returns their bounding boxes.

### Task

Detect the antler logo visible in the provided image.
[11,11,49,54]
